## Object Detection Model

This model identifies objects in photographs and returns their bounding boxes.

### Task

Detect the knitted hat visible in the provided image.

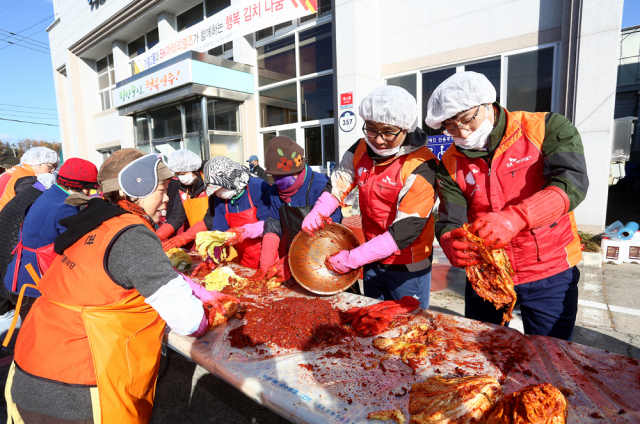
[57,158,99,190]
[264,136,305,176]
[98,149,172,195]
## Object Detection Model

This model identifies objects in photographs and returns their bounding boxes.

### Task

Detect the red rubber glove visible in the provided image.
[162,220,208,252]
[471,187,569,250]
[439,228,482,267]
[258,232,280,272]
[191,261,216,278]
[156,223,175,241]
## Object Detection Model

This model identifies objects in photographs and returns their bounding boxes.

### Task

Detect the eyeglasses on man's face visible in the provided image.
[441,105,484,137]
[362,124,404,143]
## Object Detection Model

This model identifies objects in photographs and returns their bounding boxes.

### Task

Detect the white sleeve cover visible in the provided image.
[144,274,205,336]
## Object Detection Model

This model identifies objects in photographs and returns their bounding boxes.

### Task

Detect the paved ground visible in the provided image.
[1,260,638,423]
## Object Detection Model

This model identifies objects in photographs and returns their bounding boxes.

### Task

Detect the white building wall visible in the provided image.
[571,0,625,232]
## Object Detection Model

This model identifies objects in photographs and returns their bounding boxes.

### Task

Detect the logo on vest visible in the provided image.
[85,234,96,245]
[61,254,76,270]
[357,167,368,187]
[506,156,533,167]
[381,175,398,186]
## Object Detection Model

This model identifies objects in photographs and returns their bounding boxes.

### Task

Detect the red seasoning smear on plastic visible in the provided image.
[229,297,355,350]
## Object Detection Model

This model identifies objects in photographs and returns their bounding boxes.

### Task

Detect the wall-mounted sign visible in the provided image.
[132,0,318,74]
[113,61,191,108]
[340,92,353,109]
[428,135,454,160]
[339,110,357,132]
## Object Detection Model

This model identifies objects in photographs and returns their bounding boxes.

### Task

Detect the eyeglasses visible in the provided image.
[441,105,483,137]
[46,163,58,171]
[362,124,403,142]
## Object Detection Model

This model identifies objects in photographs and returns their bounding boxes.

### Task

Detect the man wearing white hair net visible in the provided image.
[156,149,208,244]
[0,146,59,212]
[302,86,438,308]
[425,71,589,340]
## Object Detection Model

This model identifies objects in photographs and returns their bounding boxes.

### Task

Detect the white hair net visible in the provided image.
[20,147,59,166]
[167,149,202,173]
[425,71,497,130]
[359,86,419,132]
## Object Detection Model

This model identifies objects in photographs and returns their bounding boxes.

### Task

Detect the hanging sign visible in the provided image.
[113,61,191,108]
[339,110,357,132]
[132,0,318,74]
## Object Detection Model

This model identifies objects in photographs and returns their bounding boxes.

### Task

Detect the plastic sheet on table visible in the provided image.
[166,264,640,424]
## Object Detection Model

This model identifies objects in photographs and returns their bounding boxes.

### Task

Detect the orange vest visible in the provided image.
[179,188,209,227]
[0,164,35,211]
[440,109,582,284]
[15,213,166,423]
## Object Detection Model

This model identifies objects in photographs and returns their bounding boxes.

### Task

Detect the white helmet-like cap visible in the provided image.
[425,71,497,130]
[20,146,59,167]
[359,85,419,132]
[167,149,202,173]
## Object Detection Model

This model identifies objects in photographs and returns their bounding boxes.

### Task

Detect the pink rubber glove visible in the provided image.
[326,231,399,274]
[181,273,238,314]
[301,192,340,235]
[225,221,265,245]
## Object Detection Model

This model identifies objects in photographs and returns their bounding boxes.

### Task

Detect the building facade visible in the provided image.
[48,0,624,232]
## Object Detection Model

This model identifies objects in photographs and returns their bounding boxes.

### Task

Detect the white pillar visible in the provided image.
[333,0,382,161]
[158,11,177,41]
[111,40,129,83]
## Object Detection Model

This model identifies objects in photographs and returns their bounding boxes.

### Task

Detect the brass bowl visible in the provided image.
[288,223,362,295]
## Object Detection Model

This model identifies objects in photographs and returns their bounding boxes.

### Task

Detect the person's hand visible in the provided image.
[162,234,190,251]
[301,192,339,237]
[224,227,245,246]
[471,209,526,250]
[325,250,353,274]
[440,228,482,268]
[302,215,333,238]
[190,261,216,278]
[201,291,240,316]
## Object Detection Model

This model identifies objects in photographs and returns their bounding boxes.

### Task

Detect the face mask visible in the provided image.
[364,136,401,157]
[452,105,493,150]
[206,184,219,196]
[216,187,236,199]
[178,173,196,185]
[274,175,297,191]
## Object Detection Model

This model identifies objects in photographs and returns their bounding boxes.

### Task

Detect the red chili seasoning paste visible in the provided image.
[229,297,355,350]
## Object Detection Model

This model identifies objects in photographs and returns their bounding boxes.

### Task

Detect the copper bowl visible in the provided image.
[288,223,362,295]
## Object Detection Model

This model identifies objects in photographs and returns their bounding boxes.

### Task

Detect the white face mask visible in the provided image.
[452,105,493,150]
[364,136,401,157]
[178,173,196,185]
[216,187,236,199]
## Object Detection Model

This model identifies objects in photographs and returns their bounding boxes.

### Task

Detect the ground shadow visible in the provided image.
[572,326,640,360]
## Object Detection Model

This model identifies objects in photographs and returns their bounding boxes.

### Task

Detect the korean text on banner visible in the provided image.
[133,0,319,74]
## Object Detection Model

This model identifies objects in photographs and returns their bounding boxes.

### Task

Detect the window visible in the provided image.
[257,35,296,87]
[299,0,332,23]
[207,99,239,132]
[150,104,182,140]
[304,123,334,166]
[99,147,120,162]
[259,82,298,127]
[386,74,417,99]
[208,41,233,60]
[210,134,243,163]
[97,54,115,111]
[299,22,332,77]
[421,68,456,134]
[465,59,501,103]
[300,74,334,122]
[177,4,204,32]
[135,114,150,145]
[128,28,159,74]
[255,20,293,42]
[205,0,230,17]
[506,48,554,112]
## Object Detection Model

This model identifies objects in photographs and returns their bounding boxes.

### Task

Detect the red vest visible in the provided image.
[354,141,435,266]
[441,109,581,285]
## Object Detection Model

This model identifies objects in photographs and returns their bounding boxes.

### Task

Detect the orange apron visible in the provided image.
[0,164,35,211]
[12,214,166,424]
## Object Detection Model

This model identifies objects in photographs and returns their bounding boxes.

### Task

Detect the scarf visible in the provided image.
[204,156,255,198]
[278,166,307,204]
[117,199,156,231]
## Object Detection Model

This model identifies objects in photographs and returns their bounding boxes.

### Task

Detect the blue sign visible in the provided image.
[428,135,454,160]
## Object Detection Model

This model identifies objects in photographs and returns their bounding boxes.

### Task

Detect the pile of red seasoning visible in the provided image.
[229,297,355,351]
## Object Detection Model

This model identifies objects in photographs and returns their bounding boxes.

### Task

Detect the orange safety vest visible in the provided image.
[14,213,166,424]
[440,109,582,285]
[0,164,36,211]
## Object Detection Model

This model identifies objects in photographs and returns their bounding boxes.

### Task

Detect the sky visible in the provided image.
[0,0,639,148]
